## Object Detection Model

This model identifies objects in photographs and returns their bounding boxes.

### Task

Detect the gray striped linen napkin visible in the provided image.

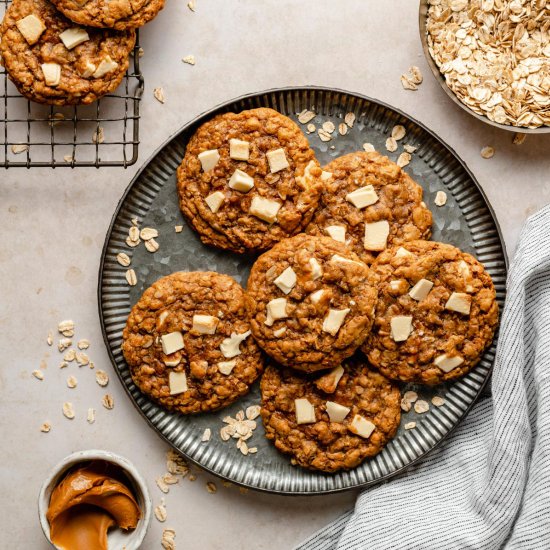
[296,205,550,550]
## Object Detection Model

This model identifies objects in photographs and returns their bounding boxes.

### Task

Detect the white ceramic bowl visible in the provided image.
[38,450,151,550]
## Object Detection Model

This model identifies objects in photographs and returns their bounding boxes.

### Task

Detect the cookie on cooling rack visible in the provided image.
[176,108,328,254]
[122,271,264,414]
[260,361,401,472]
[50,0,164,30]
[245,233,378,372]
[362,240,499,385]
[306,151,433,263]
[0,0,135,105]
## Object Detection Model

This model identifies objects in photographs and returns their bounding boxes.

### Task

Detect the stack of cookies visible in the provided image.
[122,107,499,473]
[0,0,164,104]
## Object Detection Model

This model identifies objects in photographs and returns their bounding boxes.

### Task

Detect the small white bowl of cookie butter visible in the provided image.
[38,450,151,550]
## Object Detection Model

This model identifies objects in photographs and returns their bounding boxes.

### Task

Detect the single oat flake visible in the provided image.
[344,112,356,127]
[126,269,137,286]
[77,339,90,350]
[92,126,105,144]
[155,500,167,522]
[153,87,165,104]
[434,190,448,206]
[513,133,527,146]
[174,225,183,233]
[116,252,131,267]
[206,481,217,494]
[183,55,195,65]
[40,422,51,433]
[187,0,195,11]
[338,122,348,136]
[11,144,29,155]
[391,125,406,141]
[145,238,160,253]
[87,408,96,424]
[95,370,109,387]
[201,428,211,442]
[385,137,398,153]
[363,143,375,152]
[318,129,332,142]
[102,394,114,410]
[414,399,430,414]
[481,146,495,159]
[32,369,44,381]
[397,152,411,168]
[63,402,75,419]
[405,421,417,430]
[432,396,445,407]
[322,121,335,134]
[58,320,75,337]
[67,376,77,389]
[297,109,316,125]
[161,528,176,550]
[47,331,53,346]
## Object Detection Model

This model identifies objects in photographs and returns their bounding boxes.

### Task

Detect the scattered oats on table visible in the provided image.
[405,421,417,430]
[95,370,109,387]
[318,128,332,142]
[297,109,316,124]
[66,376,77,389]
[166,449,189,476]
[126,268,137,286]
[414,399,430,414]
[481,146,495,159]
[87,408,95,424]
[145,238,159,253]
[76,352,89,366]
[404,144,417,154]
[434,190,447,206]
[32,369,44,380]
[92,127,105,144]
[187,0,195,11]
[338,122,348,136]
[140,227,158,241]
[161,528,176,550]
[63,402,75,419]
[102,394,114,410]
[174,225,183,233]
[77,339,90,350]
[306,123,316,133]
[11,144,28,154]
[363,142,375,152]
[513,133,527,145]
[155,499,167,522]
[391,125,406,140]
[47,331,53,346]
[397,152,411,167]
[183,55,195,65]
[201,428,211,442]
[344,112,355,127]
[117,252,131,267]
[40,422,51,433]
[58,338,72,352]
[58,320,75,337]
[432,396,445,407]
[322,121,335,134]
[64,349,76,362]
[206,481,217,494]
[385,137,398,152]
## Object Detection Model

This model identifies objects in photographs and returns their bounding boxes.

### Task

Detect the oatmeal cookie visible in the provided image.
[176,108,326,253]
[260,361,401,472]
[306,151,433,263]
[122,271,263,414]
[0,0,135,105]
[246,234,378,372]
[50,0,165,30]
[362,240,499,385]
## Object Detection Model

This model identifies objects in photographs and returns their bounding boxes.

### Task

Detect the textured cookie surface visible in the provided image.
[362,240,499,385]
[246,234,378,372]
[50,0,164,30]
[0,0,135,105]
[122,271,263,414]
[176,108,326,253]
[260,362,401,472]
[307,151,432,263]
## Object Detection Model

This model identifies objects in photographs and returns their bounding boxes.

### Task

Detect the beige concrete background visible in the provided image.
[1,0,549,548]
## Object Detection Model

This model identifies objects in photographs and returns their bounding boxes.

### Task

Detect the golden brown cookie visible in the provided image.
[307,151,433,263]
[260,361,401,472]
[245,234,378,372]
[0,0,135,105]
[362,240,499,385]
[122,271,264,414]
[50,0,165,30]
[176,108,326,254]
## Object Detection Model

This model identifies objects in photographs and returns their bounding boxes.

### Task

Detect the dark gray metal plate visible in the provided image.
[99,87,507,495]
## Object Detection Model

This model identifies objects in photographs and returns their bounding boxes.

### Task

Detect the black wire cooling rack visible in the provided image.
[0,0,144,169]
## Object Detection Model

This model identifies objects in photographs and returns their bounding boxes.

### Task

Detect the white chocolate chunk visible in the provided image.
[169,371,188,395]
[161,332,184,355]
[265,298,288,326]
[198,149,220,172]
[395,247,413,258]
[321,170,332,181]
[273,327,287,337]
[16,14,45,45]
[59,27,89,50]
[41,63,61,87]
[266,148,289,173]
[322,308,350,336]
[229,138,250,161]
[81,61,96,78]
[228,169,254,192]
[309,258,323,280]
[330,254,363,266]
[164,356,181,367]
[325,225,346,243]
[249,196,281,223]
[205,190,225,213]
[310,289,325,304]
[364,220,390,251]
[192,314,219,334]
[349,414,376,439]
[220,331,251,358]
[389,279,408,292]
[93,56,118,78]
[434,354,464,373]
[274,267,297,295]
[457,260,471,278]
[326,401,350,423]
[346,185,379,209]
[295,398,316,424]
[409,279,434,301]
[315,366,345,393]
[391,316,413,342]
[445,292,471,315]
[434,190,447,206]
[218,360,237,375]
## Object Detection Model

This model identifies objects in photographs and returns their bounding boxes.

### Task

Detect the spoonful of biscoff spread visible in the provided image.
[46,460,141,550]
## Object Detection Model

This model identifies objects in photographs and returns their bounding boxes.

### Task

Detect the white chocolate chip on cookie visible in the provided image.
[445,292,471,315]
[364,220,390,251]
[59,28,89,50]
[295,398,316,424]
[16,14,45,45]
[326,401,350,423]
[322,308,350,336]
[228,169,254,192]
[198,149,220,172]
[325,225,346,243]
[249,196,281,223]
[309,257,323,280]
[391,316,413,342]
[266,148,289,173]
[229,139,250,161]
[220,331,251,358]
[346,185,379,209]
[274,267,297,295]
[41,63,61,87]
[192,314,219,335]
[265,298,288,326]
[169,371,188,395]
[434,354,464,373]
[218,360,237,375]
[205,190,225,213]
[161,332,184,355]
[349,414,375,439]
[409,279,434,301]
[93,56,118,78]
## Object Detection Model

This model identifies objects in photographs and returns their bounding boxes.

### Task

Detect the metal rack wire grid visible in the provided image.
[0,0,144,169]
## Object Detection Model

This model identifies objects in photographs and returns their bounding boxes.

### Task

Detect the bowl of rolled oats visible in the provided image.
[420,0,550,132]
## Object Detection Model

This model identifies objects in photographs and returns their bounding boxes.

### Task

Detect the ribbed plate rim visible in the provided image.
[98,86,508,495]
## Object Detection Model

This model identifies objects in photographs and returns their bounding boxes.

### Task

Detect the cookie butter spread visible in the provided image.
[46,461,141,550]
